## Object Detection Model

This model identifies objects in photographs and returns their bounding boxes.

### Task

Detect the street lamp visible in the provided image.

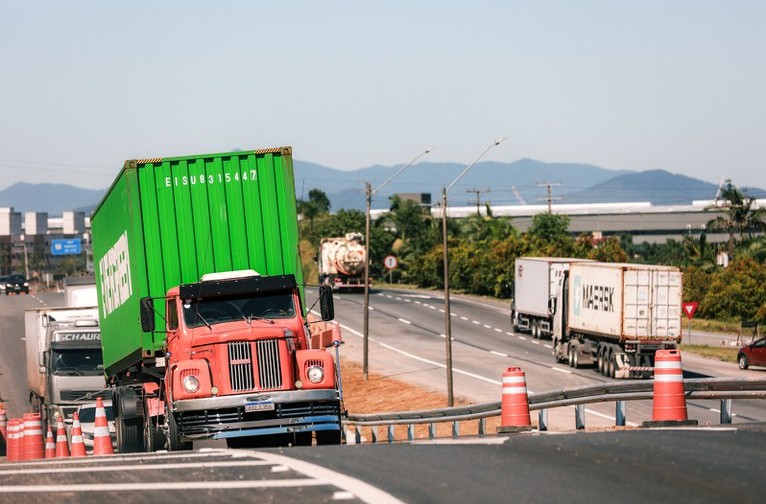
[363,147,435,380]
[442,137,507,405]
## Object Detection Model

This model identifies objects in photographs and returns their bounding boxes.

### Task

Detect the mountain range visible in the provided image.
[1,159,763,216]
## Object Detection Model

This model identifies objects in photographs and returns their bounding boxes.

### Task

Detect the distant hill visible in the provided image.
[1,161,762,215]
[0,183,105,216]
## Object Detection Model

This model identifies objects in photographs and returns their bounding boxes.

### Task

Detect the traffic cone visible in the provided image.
[55,413,70,458]
[0,402,7,439]
[21,413,44,460]
[643,349,698,427]
[70,411,87,457]
[92,397,114,455]
[6,418,20,462]
[497,367,533,433]
[44,426,56,458]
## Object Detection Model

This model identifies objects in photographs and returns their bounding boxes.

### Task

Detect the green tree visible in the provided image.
[527,213,571,244]
[297,188,331,228]
[706,180,766,255]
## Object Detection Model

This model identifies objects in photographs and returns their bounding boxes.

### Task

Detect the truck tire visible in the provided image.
[597,349,604,375]
[167,410,192,451]
[144,416,167,452]
[572,347,580,369]
[115,387,144,453]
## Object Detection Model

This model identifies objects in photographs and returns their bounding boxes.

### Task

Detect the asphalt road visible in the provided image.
[1,428,764,503]
[328,287,766,429]
[2,288,766,503]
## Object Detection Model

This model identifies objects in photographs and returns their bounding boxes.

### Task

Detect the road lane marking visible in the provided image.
[483,324,492,329]
[0,460,274,476]
[494,328,503,333]
[472,320,480,325]
[552,367,572,374]
[378,342,501,385]
[398,318,412,325]
[252,451,407,504]
[490,351,508,357]
[461,316,468,321]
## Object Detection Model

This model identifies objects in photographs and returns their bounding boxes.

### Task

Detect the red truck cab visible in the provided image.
[138,270,342,449]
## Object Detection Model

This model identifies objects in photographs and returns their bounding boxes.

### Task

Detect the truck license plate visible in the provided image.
[245,400,275,412]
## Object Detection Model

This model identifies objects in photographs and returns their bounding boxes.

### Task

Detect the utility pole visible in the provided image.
[466,188,490,214]
[536,181,562,214]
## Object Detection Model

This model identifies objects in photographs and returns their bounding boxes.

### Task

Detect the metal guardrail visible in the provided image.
[344,377,766,443]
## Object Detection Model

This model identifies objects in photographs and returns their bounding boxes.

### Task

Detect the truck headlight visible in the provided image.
[182,375,200,393]
[306,365,324,384]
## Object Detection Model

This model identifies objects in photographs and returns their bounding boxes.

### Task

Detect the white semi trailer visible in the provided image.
[513,258,683,378]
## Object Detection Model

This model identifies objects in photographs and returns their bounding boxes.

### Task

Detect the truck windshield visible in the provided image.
[183,293,296,329]
[50,349,104,375]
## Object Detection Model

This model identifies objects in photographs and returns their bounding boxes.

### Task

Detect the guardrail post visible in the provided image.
[407,424,415,442]
[452,421,460,438]
[720,399,733,425]
[387,425,395,443]
[428,423,436,439]
[575,404,586,430]
[371,426,378,444]
[478,418,486,436]
[615,400,626,427]
[538,409,548,431]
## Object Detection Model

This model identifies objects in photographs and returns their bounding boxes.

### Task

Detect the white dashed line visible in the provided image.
[490,351,508,357]
[398,318,412,325]
[552,367,572,374]
[483,324,492,329]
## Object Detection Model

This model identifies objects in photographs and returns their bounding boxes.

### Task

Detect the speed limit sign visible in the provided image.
[383,254,398,270]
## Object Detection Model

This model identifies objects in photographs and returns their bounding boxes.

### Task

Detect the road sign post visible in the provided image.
[683,302,699,345]
[383,255,398,284]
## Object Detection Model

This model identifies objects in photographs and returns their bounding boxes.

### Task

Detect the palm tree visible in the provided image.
[706,180,766,256]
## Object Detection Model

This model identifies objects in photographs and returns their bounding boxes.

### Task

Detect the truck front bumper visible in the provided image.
[172,389,342,440]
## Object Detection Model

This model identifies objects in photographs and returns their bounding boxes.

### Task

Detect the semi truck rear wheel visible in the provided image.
[115,387,144,453]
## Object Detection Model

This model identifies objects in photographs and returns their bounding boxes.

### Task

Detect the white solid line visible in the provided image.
[0,460,273,476]
[0,480,328,494]
[378,342,501,385]
[252,451,407,504]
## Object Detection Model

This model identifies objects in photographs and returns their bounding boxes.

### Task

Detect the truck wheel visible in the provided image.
[144,417,167,452]
[316,430,342,445]
[567,346,574,367]
[572,348,580,369]
[607,353,616,378]
[167,411,192,451]
[597,350,604,374]
[115,387,144,453]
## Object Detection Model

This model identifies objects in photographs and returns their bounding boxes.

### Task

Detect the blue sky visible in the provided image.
[1,1,764,192]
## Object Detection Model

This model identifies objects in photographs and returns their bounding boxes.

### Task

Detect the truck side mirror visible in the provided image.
[319,285,335,321]
[140,297,156,332]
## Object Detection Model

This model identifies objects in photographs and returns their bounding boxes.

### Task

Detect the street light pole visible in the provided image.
[442,137,506,406]
[363,147,434,380]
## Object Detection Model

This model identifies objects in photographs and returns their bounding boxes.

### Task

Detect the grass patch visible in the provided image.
[681,344,739,364]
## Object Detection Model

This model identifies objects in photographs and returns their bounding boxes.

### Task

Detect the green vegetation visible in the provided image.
[298,181,766,325]
[680,344,739,364]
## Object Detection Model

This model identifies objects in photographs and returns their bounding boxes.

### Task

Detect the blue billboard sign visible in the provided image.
[51,239,82,256]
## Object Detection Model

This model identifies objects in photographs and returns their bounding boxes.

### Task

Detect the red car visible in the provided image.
[737,337,766,370]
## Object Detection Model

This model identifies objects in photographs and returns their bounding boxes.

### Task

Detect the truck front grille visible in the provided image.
[227,339,283,392]
[228,341,254,392]
[59,390,111,402]
[256,339,282,389]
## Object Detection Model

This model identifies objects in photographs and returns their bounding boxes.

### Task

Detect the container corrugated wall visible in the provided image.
[91,147,302,377]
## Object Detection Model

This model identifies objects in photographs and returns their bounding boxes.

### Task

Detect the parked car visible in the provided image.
[74,400,116,449]
[737,337,766,370]
[4,274,29,295]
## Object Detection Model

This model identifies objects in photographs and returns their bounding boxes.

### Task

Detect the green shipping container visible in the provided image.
[91,146,302,378]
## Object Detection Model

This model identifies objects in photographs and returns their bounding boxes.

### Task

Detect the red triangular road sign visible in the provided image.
[683,302,699,320]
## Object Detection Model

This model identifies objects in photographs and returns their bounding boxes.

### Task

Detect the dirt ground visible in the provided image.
[339,359,503,441]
